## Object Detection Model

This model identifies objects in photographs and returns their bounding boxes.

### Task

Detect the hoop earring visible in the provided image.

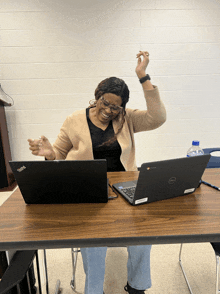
[89,99,97,108]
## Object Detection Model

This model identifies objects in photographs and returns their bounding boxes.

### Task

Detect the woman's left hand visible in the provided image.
[135,51,150,79]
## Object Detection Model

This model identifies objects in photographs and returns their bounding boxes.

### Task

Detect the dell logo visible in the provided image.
[168,177,176,185]
[17,166,26,172]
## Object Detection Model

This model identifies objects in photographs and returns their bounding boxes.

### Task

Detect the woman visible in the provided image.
[28,51,166,294]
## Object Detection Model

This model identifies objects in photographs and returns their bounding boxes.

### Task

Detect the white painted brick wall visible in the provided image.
[1,0,220,166]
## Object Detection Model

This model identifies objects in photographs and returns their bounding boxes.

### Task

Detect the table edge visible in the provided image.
[1,234,220,251]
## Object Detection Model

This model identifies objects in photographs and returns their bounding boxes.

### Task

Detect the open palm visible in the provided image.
[28,136,55,159]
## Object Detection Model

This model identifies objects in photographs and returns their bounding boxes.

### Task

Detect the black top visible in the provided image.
[86,108,125,172]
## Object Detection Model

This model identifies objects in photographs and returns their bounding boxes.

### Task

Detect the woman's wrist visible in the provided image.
[139,74,151,84]
[136,72,154,90]
[136,71,146,79]
[45,151,56,160]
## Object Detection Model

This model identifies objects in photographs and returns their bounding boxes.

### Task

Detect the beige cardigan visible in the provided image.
[53,86,166,171]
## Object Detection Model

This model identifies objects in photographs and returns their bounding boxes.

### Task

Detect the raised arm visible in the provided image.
[126,51,166,133]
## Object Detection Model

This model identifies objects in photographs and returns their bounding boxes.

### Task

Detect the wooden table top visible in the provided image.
[0,169,220,251]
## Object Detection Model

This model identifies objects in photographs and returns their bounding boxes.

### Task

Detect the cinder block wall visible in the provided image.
[1,0,220,165]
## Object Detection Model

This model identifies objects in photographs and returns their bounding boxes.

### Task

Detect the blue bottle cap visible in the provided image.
[192,140,200,146]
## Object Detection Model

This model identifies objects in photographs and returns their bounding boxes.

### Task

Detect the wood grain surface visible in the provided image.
[0,169,220,250]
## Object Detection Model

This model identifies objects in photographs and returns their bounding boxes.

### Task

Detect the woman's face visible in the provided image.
[96,93,123,124]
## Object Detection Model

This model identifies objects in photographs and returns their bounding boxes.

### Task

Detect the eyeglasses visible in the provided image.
[100,97,123,113]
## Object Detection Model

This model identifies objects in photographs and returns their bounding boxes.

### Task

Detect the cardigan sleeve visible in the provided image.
[126,86,166,133]
[53,116,73,160]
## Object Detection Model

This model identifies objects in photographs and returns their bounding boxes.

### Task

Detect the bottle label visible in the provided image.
[187,153,204,157]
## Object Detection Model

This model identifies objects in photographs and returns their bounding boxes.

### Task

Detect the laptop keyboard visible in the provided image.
[121,186,136,200]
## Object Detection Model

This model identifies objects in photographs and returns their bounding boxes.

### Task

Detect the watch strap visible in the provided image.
[139,74,151,84]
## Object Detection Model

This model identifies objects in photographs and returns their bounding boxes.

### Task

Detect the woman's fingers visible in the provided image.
[28,138,43,156]
[28,136,51,157]
[136,51,150,58]
[137,56,142,64]
[31,150,40,155]
[28,139,41,147]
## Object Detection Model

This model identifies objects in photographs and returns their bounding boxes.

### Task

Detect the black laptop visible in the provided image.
[9,160,108,204]
[112,155,211,205]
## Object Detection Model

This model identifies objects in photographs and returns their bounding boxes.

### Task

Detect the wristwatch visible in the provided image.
[139,74,151,84]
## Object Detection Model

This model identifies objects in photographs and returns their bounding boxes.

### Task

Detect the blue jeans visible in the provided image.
[81,245,152,294]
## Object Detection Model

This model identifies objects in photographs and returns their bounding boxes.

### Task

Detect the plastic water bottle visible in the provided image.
[187,140,204,157]
[187,141,204,187]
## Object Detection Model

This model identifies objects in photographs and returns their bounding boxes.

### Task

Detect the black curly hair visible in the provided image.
[94,77,130,109]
